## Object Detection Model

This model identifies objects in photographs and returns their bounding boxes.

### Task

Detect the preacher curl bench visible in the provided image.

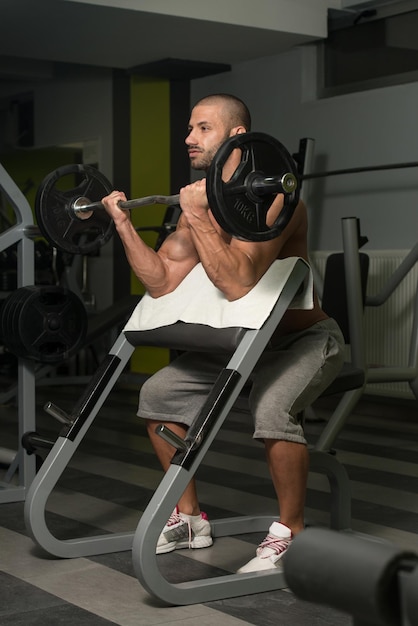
[23,217,366,605]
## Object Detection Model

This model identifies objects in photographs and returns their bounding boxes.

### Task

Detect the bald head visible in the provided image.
[193,94,251,133]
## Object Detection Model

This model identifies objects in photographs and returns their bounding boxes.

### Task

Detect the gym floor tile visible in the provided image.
[1,386,417,625]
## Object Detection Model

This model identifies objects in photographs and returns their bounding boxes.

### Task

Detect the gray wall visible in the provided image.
[34,66,114,179]
[191,45,418,253]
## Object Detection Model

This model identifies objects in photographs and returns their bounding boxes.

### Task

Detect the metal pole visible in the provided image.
[303,160,418,180]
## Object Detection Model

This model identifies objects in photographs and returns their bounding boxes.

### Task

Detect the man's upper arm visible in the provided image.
[154,215,200,292]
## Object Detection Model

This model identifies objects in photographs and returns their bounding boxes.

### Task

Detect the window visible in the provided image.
[319,8,418,97]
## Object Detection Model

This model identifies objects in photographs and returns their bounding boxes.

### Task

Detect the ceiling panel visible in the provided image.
[0,0,323,85]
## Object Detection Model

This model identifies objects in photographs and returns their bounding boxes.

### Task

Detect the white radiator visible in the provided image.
[310,250,418,399]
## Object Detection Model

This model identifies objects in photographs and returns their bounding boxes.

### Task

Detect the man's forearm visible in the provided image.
[114,220,170,295]
[187,215,258,301]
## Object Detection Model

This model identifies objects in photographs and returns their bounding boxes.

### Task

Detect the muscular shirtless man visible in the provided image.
[102,93,344,573]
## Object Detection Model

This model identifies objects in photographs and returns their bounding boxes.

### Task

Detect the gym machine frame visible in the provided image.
[314,238,418,452]
[24,257,352,605]
[0,163,37,503]
[299,140,418,453]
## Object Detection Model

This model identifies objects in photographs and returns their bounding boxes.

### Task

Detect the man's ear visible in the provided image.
[229,126,247,137]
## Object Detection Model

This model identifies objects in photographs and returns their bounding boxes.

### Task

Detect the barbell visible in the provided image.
[35,132,300,255]
[34,130,418,257]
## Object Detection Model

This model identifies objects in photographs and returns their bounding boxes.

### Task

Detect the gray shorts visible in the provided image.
[137,318,345,445]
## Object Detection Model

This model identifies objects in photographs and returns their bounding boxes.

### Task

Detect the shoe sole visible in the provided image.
[237,560,284,574]
[156,536,213,555]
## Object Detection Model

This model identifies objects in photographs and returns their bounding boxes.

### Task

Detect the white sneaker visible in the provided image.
[156,508,213,555]
[237,522,292,573]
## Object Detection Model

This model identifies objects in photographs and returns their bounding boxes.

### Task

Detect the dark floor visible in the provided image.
[1,379,417,626]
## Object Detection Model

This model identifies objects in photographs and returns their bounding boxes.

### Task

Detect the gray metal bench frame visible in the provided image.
[24,257,352,605]
[0,162,37,503]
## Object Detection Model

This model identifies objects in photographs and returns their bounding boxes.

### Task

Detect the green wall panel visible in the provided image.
[130,76,171,374]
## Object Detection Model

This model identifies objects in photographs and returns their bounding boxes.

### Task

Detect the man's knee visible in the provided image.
[139,374,159,405]
[139,368,174,412]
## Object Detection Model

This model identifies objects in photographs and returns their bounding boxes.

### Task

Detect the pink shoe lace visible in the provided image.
[257,533,291,559]
[166,507,182,527]
[165,507,208,548]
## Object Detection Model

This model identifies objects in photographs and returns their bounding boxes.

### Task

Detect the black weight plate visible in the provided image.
[1,288,38,358]
[35,164,115,255]
[0,290,15,350]
[2,286,87,363]
[11,289,37,358]
[20,286,87,363]
[206,132,300,242]
[1,288,37,359]
[1,288,26,357]
[5,289,25,357]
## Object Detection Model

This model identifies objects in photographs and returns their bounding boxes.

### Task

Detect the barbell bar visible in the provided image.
[73,194,182,217]
[73,171,297,217]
